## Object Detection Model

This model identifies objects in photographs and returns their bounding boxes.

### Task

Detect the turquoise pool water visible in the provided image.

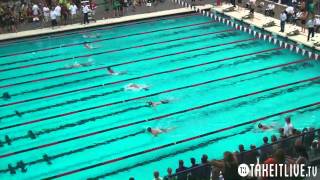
[0,13,320,180]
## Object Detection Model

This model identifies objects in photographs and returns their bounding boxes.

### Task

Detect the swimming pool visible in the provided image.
[0,13,320,180]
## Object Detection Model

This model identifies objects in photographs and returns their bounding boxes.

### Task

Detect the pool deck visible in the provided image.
[0,5,212,42]
[212,4,320,51]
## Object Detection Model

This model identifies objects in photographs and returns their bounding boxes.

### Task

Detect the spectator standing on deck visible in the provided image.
[285,5,294,23]
[50,7,57,29]
[280,11,287,32]
[61,4,69,25]
[284,117,294,136]
[54,3,61,25]
[188,157,199,180]
[175,160,187,180]
[307,17,315,41]
[82,2,90,24]
[163,168,174,180]
[43,4,50,23]
[153,171,163,180]
[300,10,307,33]
[69,3,78,23]
[32,3,40,23]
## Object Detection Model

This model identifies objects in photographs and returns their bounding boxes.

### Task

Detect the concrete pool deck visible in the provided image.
[212,4,320,51]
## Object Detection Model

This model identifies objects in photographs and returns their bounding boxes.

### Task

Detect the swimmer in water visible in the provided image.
[64,60,93,69]
[124,83,149,91]
[83,42,100,49]
[258,123,274,130]
[82,33,101,38]
[107,67,127,76]
[1,92,11,100]
[15,110,22,117]
[146,127,175,136]
[147,99,171,107]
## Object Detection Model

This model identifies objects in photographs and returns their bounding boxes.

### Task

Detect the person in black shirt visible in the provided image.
[199,154,211,180]
[175,160,187,180]
[188,158,199,180]
[259,136,273,162]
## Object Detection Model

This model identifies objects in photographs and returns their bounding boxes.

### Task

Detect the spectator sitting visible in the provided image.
[153,171,163,180]
[175,160,187,180]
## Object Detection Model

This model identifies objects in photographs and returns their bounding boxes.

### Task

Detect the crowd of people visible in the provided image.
[225,0,320,41]
[264,0,320,41]
[128,117,319,180]
[0,0,98,32]
[0,0,169,33]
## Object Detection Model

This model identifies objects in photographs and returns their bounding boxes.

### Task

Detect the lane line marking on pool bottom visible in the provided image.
[0,20,222,73]
[0,54,61,67]
[0,13,198,47]
[0,57,311,122]
[0,28,234,87]
[0,38,266,107]
[0,75,319,159]
[0,27,231,79]
[43,101,320,179]
[0,20,216,59]
[3,37,255,98]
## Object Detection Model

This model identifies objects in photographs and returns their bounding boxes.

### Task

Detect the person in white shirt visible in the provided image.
[32,3,40,22]
[280,11,287,32]
[32,3,39,16]
[69,3,78,23]
[50,8,57,29]
[283,117,294,137]
[82,3,90,24]
[265,3,275,17]
[307,18,315,41]
[285,6,294,23]
[43,5,50,23]
[54,4,61,24]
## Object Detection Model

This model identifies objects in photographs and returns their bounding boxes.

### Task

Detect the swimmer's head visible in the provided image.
[258,123,262,128]
[147,127,152,132]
